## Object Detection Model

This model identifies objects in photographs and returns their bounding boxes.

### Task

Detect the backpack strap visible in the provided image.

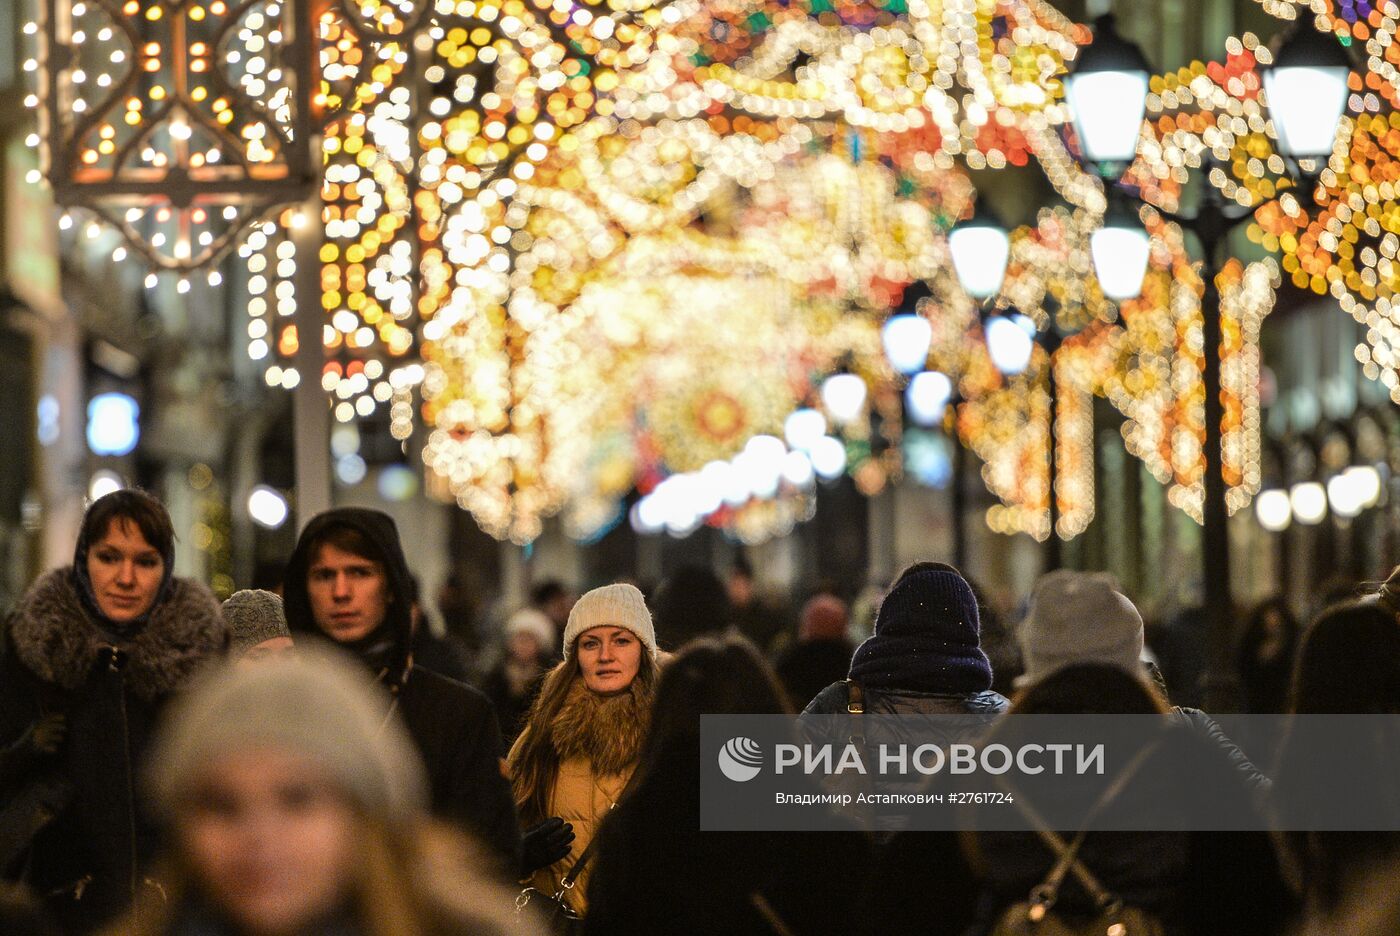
[1006,736,1163,920]
[844,679,864,714]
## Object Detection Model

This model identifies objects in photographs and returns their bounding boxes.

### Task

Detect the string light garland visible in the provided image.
[27,0,1320,546]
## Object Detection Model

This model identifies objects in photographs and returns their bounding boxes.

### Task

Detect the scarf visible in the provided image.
[549,675,653,778]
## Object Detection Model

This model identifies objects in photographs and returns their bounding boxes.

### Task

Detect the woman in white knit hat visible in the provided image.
[109,648,531,936]
[507,583,659,920]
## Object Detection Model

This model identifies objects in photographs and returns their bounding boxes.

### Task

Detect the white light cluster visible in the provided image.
[629,433,836,538]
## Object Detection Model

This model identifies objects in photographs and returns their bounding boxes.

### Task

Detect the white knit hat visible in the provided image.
[562,583,657,659]
[1018,570,1145,688]
[146,647,427,821]
[506,607,556,650]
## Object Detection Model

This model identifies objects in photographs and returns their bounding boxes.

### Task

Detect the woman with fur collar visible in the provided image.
[0,490,226,934]
[507,583,658,918]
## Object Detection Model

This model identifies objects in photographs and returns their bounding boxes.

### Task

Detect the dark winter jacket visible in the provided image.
[0,569,226,934]
[799,680,1006,837]
[282,509,521,867]
[1144,662,1272,794]
[1173,706,1271,794]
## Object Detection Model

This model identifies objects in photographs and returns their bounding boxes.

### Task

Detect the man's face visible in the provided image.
[305,543,391,643]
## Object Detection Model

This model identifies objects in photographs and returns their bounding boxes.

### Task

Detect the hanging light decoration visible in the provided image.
[821,372,869,426]
[1255,487,1292,532]
[906,371,953,427]
[882,314,934,375]
[30,0,319,271]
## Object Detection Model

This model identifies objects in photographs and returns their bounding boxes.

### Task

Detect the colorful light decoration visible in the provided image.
[30,0,1339,547]
[30,0,319,271]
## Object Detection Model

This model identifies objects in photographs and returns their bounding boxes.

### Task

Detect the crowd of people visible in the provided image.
[0,488,1398,935]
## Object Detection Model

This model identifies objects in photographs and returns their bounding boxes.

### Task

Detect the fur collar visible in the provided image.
[550,675,653,777]
[8,568,227,699]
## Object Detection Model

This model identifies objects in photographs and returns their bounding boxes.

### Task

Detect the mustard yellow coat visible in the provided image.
[528,756,634,914]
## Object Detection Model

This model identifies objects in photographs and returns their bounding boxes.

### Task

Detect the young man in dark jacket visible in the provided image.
[281,508,521,868]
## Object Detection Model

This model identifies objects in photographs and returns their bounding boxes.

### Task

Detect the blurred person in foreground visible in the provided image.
[584,635,870,935]
[0,490,226,933]
[106,649,532,936]
[281,508,520,866]
[221,590,294,665]
[1299,859,1400,936]
[507,584,660,919]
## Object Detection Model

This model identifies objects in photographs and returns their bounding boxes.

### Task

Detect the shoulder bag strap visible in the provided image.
[554,762,645,894]
[750,890,799,936]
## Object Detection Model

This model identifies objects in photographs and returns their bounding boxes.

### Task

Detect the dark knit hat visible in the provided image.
[848,565,992,694]
[223,589,291,655]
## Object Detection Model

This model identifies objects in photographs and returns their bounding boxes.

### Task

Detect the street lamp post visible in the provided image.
[1071,14,1350,708]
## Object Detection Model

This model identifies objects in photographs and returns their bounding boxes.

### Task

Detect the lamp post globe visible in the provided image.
[1065,14,1153,166]
[1090,195,1152,301]
[949,205,1010,300]
[984,313,1036,377]
[1264,24,1351,161]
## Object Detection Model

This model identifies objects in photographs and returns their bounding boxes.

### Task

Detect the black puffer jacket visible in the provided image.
[0,569,225,934]
[800,680,1008,834]
[282,509,521,868]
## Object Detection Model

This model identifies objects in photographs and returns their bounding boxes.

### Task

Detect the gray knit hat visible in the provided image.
[1018,570,1145,688]
[222,589,292,655]
[562,583,657,659]
[146,647,427,820]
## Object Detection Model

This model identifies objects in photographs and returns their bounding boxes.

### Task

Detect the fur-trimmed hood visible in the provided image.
[8,568,227,699]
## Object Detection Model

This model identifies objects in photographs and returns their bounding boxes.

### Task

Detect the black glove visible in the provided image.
[520,816,574,875]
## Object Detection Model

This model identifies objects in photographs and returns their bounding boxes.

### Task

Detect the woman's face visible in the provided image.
[86,518,165,623]
[178,748,358,936]
[576,626,642,694]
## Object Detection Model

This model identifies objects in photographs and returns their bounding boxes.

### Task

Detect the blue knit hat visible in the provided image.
[848,565,993,694]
